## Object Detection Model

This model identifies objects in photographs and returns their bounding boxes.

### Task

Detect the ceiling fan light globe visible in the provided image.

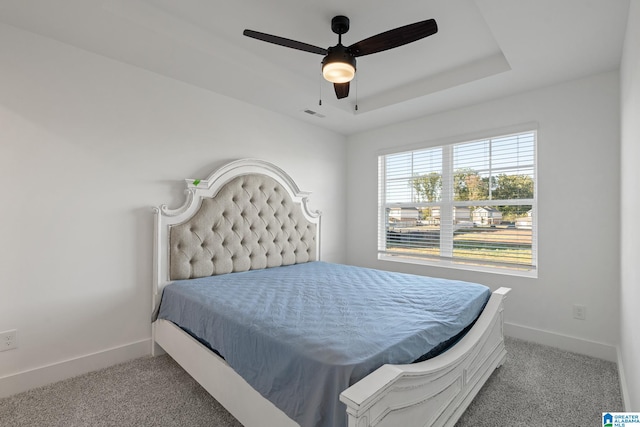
[322,62,355,83]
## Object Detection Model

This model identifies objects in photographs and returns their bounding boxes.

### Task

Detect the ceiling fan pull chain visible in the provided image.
[355,75,358,111]
[319,72,323,106]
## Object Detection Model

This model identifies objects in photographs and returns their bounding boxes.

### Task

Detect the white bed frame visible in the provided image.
[151,158,510,427]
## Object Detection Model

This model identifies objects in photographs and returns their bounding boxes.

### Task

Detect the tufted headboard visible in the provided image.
[152,159,321,313]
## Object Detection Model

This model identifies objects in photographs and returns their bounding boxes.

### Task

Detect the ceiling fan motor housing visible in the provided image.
[322,45,356,70]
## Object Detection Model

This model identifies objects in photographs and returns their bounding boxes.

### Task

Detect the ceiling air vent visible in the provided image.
[303,109,326,118]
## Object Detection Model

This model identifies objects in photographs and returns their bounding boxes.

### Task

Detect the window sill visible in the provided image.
[378,253,538,278]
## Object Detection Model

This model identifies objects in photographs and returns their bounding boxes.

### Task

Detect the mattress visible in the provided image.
[157,261,490,427]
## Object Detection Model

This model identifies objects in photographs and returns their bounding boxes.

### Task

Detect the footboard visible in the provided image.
[340,287,510,427]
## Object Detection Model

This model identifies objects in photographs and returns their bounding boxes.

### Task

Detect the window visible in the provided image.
[378,130,536,275]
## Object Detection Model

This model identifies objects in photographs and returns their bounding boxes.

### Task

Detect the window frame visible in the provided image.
[377,128,538,278]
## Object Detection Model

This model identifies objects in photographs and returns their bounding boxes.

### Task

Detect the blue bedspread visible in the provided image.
[157,261,490,427]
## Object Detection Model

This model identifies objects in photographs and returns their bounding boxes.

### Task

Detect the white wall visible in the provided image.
[347,71,620,361]
[620,1,640,411]
[0,24,347,396]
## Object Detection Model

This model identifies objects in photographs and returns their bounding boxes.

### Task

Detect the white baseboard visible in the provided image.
[0,339,151,399]
[504,322,617,362]
[617,346,631,411]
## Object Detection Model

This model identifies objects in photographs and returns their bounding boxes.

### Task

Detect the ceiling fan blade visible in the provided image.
[348,19,437,57]
[243,29,328,55]
[334,82,350,99]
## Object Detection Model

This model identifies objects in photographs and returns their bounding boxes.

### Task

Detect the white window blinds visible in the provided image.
[378,131,536,273]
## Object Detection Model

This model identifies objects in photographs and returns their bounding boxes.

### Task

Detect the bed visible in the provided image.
[151,158,511,427]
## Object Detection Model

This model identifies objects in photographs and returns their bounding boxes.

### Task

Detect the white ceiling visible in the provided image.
[0,0,630,135]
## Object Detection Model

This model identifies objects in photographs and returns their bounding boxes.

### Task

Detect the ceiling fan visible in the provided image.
[243,15,438,99]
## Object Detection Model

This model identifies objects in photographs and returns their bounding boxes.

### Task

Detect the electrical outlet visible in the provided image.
[0,329,18,351]
[573,305,586,320]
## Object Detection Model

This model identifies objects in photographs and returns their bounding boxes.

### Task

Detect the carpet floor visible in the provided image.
[0,337,623,426]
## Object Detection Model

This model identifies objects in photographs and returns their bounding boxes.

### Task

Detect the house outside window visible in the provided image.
[378,130,537,276]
